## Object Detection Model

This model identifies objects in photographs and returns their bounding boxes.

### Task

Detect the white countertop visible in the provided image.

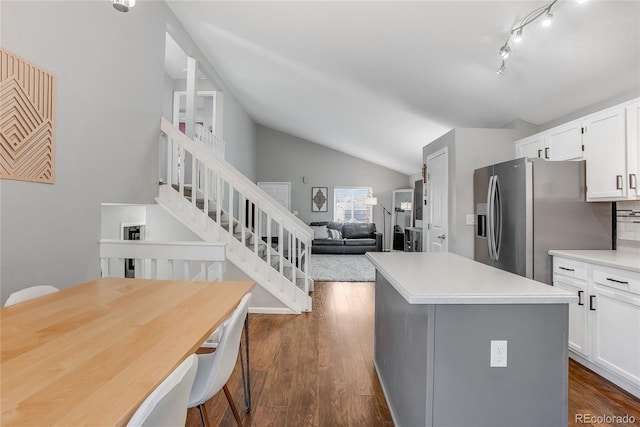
[366,252,577,305]
[548,248,640,273]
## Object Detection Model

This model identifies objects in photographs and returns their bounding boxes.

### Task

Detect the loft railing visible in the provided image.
[194,123,225,160]
[157,118,312,312]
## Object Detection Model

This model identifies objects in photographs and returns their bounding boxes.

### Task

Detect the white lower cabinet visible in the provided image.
[554,276,588,357]
[553,256,640,397]
[590,284,640,385]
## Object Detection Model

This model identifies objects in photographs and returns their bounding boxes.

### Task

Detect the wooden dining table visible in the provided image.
[0,277,254,426]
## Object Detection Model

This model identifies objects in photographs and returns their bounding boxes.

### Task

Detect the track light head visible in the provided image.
[496,61,506,76]
[513,28,523,43]
[112,0,135,12]
[499,44,511,60]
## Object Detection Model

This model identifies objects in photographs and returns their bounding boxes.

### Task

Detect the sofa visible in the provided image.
[310,221,383,254]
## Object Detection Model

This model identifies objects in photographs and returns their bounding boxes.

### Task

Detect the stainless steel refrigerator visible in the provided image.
[474,158,612,285]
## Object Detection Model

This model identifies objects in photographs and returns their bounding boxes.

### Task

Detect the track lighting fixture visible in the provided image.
[112,0,135,12]
[496,0,558,75]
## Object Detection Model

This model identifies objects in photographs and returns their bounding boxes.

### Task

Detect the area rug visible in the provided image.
[309,254,375,282]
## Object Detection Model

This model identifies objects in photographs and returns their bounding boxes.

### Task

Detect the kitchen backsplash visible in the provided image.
[617,201,640,248]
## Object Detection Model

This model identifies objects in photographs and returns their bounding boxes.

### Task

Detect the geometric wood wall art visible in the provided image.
[0,48,56,183]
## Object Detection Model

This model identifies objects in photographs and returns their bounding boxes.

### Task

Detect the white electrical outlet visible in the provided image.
[490,340,508,367]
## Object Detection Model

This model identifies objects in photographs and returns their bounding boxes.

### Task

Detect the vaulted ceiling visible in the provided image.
[166,1,640,175]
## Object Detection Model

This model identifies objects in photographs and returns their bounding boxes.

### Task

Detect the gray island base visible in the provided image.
[367,252,577,427]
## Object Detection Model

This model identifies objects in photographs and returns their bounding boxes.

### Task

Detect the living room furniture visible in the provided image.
[404,227,423,252]
[189,293,252,427]
[1,277,254,426]
[310,221,382,254]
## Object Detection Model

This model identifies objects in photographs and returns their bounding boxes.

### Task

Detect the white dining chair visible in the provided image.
[188,292,252,427]
[4,285,60,307]
[126,354,198,427]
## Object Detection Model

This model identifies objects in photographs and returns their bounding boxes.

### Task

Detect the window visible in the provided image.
[334,187,373,223]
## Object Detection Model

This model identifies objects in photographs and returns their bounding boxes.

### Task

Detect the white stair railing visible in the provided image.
[157,118,312,313]
[99,239,226,281]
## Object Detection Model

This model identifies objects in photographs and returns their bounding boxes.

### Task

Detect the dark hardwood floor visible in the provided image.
[186,281,640,427]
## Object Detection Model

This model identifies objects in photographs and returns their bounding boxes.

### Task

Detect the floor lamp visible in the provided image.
[363,197,391,252]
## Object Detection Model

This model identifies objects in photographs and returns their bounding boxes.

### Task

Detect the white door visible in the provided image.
[590,285,640,385]
[426,148,448,252]
[554,277,588,357]
[583,106,627,200]
[545,120,583,161]
[515,134,544,159]
[258,182,291,210]
[626,101,640,198]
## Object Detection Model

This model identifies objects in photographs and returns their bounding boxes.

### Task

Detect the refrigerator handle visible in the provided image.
[486,175,495,260]
[494,176,503,260]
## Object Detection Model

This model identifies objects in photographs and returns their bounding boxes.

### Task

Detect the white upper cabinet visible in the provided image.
[583,106,627,200]
[514,97,639,201]
[626,101,640,199]
[514,121,583,161]
[545,120,584,161]
[515,134,545,159]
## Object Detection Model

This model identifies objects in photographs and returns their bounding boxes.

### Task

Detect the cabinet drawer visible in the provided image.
[593,266,640,295]
[553,258,588,281]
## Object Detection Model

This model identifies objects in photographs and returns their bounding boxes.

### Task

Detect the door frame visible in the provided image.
[425,147,449,252]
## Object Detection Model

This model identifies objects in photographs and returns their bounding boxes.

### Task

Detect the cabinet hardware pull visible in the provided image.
[537,149,542,158]
[606,277,629,285]
[616,175,623,190]
[559,266,575,272]
[630,174,638,190]
[578,290,584,306]
[544,147,549,159]
[589,295,596,311]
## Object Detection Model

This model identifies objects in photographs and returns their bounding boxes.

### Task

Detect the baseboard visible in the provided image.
[249,307,297,315]
[569,351,640,398]
[374,359,401,427]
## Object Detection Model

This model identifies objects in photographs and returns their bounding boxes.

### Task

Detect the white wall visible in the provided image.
[165,16,257,181]
[423,128,523,259]
[0,1,259,305]
[0,1,167,304]
[256,125,410,243]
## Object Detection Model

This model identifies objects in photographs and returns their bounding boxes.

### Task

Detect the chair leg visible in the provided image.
[223,384,243,426]
[198,403,212,427]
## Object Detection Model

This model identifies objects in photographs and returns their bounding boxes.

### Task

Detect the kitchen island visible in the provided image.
[366,252,577,427]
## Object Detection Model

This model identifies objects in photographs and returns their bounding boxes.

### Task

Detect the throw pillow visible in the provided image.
[310,225,330,240]
[328,229,342,239]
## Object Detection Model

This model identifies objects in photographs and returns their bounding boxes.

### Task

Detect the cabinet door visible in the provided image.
[554,276,588,357]
[583,107,627,200]
[590,285,640,385]
[627,101,640,198]
[545,120,583,161]
[515,134,544,159]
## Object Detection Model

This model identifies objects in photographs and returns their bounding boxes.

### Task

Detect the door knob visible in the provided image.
[437,235,446,240]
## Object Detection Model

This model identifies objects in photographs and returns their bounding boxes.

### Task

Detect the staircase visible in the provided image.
[157,118,313,313]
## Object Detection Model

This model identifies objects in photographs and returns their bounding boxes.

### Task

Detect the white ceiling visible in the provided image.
[166,1,640,175]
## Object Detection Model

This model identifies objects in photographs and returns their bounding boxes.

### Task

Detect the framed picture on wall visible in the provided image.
[311,187,328,212]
